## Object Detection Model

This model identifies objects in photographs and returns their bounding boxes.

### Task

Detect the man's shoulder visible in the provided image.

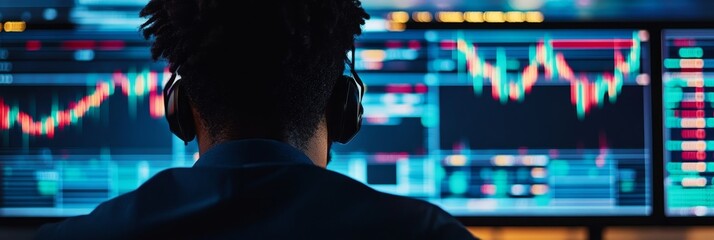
[295,165,435,205]
[35,165,476,239]
[142,165,473,238]
[293,165,475,239]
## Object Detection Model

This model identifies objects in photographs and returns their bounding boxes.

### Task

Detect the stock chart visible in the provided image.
[0,29,652,217]
[0,30,198,216]
[663,29,714,217]
[333,30,652,216]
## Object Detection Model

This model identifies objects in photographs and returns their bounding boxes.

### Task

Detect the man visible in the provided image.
[35,0,476,239]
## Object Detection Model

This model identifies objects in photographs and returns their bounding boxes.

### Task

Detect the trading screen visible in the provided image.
[0,30,198,216]
[663,29,714,217]
[0,28,652,217]
[333,29,652,216]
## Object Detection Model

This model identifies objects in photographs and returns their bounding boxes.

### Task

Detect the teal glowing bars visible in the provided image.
[663,29,714,217]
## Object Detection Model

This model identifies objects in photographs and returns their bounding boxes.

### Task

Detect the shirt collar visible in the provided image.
[193,139,315,168]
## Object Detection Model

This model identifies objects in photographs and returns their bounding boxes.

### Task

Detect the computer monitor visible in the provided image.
[0,29,199,217]
[662,29,714,217]
[331,29,653,216]
[0,28,653,218]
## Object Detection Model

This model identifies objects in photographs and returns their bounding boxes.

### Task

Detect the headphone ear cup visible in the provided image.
[328,75,363,144]
[165,80,196,143]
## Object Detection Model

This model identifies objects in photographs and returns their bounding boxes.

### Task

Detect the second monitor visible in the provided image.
[331,29,652,216]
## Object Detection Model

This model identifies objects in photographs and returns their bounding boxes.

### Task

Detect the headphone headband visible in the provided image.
[163,66,196,144]
[349,46,364,98]
[163,67,179,107]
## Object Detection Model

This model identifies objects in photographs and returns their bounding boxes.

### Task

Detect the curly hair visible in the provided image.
[139,0,369,147]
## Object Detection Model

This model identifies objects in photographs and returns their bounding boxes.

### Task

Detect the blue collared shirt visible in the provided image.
[36,140,476,240]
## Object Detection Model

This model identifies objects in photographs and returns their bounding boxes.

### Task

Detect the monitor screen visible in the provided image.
[0,28,652,217]
[331,29,652,216]
[663,29,714,217]
[0,29,200,217]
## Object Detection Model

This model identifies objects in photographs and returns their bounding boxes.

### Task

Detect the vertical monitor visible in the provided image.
[663,29,714,217]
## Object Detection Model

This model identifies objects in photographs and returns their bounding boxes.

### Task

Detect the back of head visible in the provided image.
[140,0,369,147]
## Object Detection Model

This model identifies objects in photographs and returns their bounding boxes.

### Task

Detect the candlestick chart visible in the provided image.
[0,30,176,149]
[0,69,168,138]
[458,34,639,119]
[434,30,647,119]
[0,30,200,216]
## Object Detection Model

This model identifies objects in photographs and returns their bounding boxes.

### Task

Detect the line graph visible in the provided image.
[0,68,169,138]
[453,31,643,119]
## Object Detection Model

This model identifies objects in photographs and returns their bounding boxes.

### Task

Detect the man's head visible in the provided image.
[139,0,369,165]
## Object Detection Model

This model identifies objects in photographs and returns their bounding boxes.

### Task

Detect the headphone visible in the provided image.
[163,47,364,145]
[327,47,365,144]
[163,66,196,144]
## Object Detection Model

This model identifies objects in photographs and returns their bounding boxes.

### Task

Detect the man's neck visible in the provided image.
[193,110,330,168]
